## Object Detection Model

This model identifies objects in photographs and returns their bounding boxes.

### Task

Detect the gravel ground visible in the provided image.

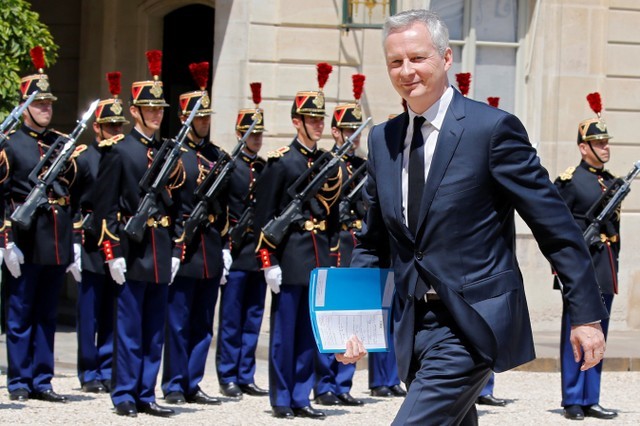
[1,365,638,425]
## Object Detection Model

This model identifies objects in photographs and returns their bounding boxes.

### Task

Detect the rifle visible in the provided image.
[182,116,259,244]
[338,162,367,223]
[583,160,640,246]
[11,99,100,229]
[0,91,39,151]
[124,97,203,243]
[260,117,371,246]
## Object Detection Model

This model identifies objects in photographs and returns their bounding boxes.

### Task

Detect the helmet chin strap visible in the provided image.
[301,115,314,145]
[136,105,151,131]
[587,141,607,165]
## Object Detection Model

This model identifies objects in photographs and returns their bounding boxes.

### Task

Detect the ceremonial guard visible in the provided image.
[161,62,227,406]
[215,83,269,399]
[313,74,366,407]
[3,46,74,403]
[71,72,128,394]
[554,93,619,421]
[93,51,178,417]
[254,63,341,419]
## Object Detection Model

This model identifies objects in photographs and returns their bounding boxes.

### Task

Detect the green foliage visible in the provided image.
[0,0,58,122]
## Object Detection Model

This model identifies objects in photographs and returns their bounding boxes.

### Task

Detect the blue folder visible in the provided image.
[308,267,394,353]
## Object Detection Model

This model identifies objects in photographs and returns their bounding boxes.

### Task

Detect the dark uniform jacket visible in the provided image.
[71,138,120,275]
[554,160,620,294]
[226,150,265,271]
[4,125,76,265]
[254,139,341,285]
[333,147,366,267]
[171,138,228,279]
[0,147,9,248]
[92,128,179,283]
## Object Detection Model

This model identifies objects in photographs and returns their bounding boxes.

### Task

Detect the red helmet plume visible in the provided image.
[145,50,162,79]
[30,46,46,72]
[455,72,471,96]
[352,74,365,102]
[106,72,122,97]
[188,62,209,90]
[250,82,262,106]
[317,62,333,90]
[487,97,500,108]
[586,92,602,117]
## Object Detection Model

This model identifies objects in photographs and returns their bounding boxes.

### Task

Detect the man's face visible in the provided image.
[190,115,211,138]
[331,127,360,152]
[93,121,124,140]
[23,99,53,128]
[245,132,263,153]
[580,139,610,166]
[384,22,452,114]
[131,105,164,131]
[293,115,324,143]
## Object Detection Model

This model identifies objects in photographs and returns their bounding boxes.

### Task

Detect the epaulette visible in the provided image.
[267,146,289,159]
[98,134,125,148]
[180,146,189,153]
[559,166,576,181]
[71,144,88,158]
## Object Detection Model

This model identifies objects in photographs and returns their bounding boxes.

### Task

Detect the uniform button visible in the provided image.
[415,251,423,260]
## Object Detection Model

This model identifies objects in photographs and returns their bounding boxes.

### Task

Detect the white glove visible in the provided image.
[4,242,24,278]
[264,265,282,294]
[170,257,181,284]
[107,257,127,285]
[220,249,232,286]
[66,243,82,282]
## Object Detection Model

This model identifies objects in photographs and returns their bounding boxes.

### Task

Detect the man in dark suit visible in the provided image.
[337,9,608,425]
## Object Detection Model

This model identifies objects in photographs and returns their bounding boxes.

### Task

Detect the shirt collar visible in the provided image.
[407,86,454,132]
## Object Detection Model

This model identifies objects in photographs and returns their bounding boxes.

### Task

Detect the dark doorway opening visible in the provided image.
[161,4,215,138]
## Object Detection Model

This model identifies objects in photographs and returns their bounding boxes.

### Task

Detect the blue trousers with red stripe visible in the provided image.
[5,264,66,393]
[216,270,267,386]
[76,270,115,386]
[314,353,356,397]
[368,338,401,389]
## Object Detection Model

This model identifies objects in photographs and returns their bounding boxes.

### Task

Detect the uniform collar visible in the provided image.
[240,151,256,163]
[21,124,48,139]
[293,138,316,158]
[131,127,156,147]
[580,160,605,175]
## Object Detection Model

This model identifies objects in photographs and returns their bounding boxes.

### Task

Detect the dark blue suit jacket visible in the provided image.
[351,89,608,382]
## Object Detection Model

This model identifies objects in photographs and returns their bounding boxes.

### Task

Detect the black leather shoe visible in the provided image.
[9,388,29,401]
[370,385,393,397]
[337,392,364,406]
[220,382,243,398]
[164,391,186,405]
[138,402,175,417]
[81,380,106,393]
[272,406,295,419]
[239,383,269,396]
[584,404,617,419]
[186,389,221,405]
[389,384,407,397]
[293,405,326,419]
[563,405,585,420]
[115,401,138,417]
[32,389,67,403]
[477,394,507,406]
[102,380,112,393]
[315,391,342,406]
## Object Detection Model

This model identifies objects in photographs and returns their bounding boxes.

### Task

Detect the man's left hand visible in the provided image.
[570,322,606,371]
[335,335,367,365]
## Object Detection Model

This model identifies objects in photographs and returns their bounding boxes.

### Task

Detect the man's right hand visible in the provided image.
[264,265,282,294]
[335,335,367,365]
[4,243,25,278]
[570,322,606,371]
[107,257,127,285]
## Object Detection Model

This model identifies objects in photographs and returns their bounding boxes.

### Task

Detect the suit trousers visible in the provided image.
[162,275,219,396]
[314,352,356,397]
[216,269,267,386]
[268,284,316,408]
[369,334,401,389]
[5,264,66,393]
[111,279,168,406]
[77,270,115,386]
[394,299,491,426]
[560,293,613,407]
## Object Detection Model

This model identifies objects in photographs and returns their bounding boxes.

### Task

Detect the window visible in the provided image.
[342,0,397,29]
[428,0,525,113]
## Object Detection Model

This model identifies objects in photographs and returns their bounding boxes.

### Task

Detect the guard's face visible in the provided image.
[190,115,211,138]
[245,132,263,153]
[134,106,164,131]
[580,139,610,165]
[385,22,452,114]
[294,115,324,143]
[93,122,124,140]
[333,127,360,152]
[24,100,53,128]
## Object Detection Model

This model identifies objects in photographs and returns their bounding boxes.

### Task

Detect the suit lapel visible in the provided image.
[416,91,466,234]
[384,113,411,237]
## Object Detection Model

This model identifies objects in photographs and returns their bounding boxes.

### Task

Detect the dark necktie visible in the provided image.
[408,116,426,234]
